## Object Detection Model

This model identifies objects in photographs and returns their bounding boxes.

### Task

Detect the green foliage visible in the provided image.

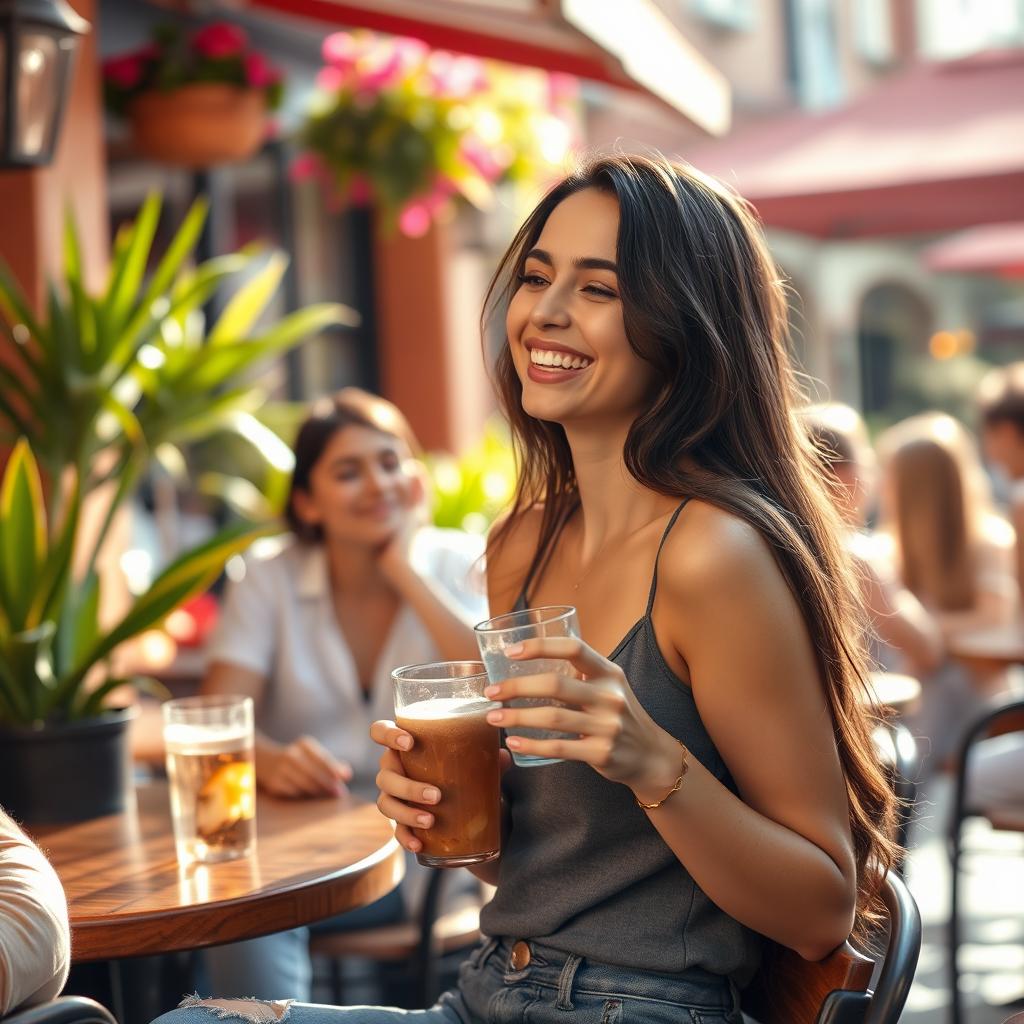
[424,421,516,535]
[0,197,354,725]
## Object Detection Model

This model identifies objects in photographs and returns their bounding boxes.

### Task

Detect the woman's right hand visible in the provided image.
[256,735,352,799]
[370,719,511,855]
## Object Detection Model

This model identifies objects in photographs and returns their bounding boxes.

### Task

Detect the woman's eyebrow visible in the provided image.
[525,248,618,274]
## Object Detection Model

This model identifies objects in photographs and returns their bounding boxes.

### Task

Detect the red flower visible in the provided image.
[103,53,146,90]
[192,22,248,60]
[244,51,278,88]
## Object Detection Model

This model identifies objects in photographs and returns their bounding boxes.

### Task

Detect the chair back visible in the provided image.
[1,997,117,1024]
[741,872,920,1024]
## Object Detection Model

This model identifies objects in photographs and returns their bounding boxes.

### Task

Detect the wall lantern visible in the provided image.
[0,0,89,168]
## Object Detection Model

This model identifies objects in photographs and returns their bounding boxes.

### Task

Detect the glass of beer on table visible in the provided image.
[391,661,501,868]
[162,695,256,865]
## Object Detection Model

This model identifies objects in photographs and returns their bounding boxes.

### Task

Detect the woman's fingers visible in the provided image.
[507,636,614,679]
[370,719,414,752]
[375,766,441,808]
[486,703,617,736]
[377,793,434,831]
[504,734,618,768]
[486,670,624,710]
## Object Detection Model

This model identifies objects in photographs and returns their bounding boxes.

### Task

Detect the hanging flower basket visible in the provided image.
[104,21,283,169]
[129,83,266,167]
[294,30,580,236]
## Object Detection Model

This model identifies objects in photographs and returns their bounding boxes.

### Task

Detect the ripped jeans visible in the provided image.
[152,937,742,1024]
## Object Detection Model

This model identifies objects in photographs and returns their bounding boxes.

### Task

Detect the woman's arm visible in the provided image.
[857,553,944,675]
[202,662,351,798]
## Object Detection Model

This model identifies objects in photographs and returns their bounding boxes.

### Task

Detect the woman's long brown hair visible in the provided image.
[482,153,897,937]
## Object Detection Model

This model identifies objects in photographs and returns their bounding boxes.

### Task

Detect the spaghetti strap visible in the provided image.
[644,499,690,617]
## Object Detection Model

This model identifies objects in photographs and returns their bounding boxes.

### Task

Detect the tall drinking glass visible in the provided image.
[392,661,502,868]
[162,695,256,865]
[474,605,580,767]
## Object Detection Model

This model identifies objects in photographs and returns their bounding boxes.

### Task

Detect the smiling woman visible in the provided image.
[192,387,487,1001]
[151,155,898,1024]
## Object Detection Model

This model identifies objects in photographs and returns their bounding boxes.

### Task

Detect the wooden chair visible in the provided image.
[2,997,117,1024]
[309,869,487,1008]
[948,697,1024,1024]
[742,870,921,1024]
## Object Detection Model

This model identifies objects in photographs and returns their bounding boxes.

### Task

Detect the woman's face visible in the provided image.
[505,188,656,428]
[292,424,421,547]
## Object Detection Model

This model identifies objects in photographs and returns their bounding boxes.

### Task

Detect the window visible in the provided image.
[917,0,1024,59]
[855,0,895,65]
[784,0,845,109]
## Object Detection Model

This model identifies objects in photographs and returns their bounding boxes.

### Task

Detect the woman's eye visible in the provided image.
[379,454,401,472]
[584,284,616,299]
[517,272,548,287]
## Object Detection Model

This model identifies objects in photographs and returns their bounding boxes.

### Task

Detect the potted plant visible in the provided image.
[294,30,579,236]
[0,195,353,824]
[103,22,283,167]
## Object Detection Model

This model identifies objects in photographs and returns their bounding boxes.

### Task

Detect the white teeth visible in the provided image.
[529,348,591,369]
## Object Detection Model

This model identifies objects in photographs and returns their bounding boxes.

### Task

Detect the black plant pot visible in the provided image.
[0,707,137,824]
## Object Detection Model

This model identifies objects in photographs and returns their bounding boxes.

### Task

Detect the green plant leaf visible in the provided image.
[104,193,162,339]
[74,674,169,718]
[3,621,56,721]
[0,439,47,632]
[51,522,276,713]
[132,196,208,323]
[0,261,45,348]
[27,470,81,630]
[206,251,288,346]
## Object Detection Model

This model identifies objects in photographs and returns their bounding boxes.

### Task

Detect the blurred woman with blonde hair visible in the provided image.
[876,412,1017,766]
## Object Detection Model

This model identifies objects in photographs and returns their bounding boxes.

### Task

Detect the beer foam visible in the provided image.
[397,696,495,720]
[164,722,251,755]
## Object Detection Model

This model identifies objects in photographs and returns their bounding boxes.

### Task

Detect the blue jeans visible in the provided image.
[155,937,741,1024]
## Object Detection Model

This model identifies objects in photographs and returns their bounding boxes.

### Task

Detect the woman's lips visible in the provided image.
[526,363,590,384]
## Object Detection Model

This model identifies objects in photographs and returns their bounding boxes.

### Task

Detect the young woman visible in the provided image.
[156,155,896,1024]
[197,388,486,1000]
[875,412,1017,767]
[802,402,943,677]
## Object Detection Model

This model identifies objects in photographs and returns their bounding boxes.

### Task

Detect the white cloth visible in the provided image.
[205,528,488,800]
[0,810,70,1016]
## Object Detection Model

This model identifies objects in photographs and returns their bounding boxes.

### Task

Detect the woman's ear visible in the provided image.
[291,487,321,528]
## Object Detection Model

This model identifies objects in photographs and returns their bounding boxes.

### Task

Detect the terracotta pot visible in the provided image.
[0,706,137,824]
[129,84,266,168]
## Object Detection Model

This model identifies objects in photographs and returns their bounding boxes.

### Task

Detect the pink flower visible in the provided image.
[398,202,432,238]
[392,37,428,74]
[290,152,323,182]
[322,32,360,71]
[547,72,578,110]
[353,47,403,92]
[461,137,504,181]
[316,65,346,93]
[103,53,146,90]
[192,22,248,60]
[348,175,372,205]
[244,51,278,88]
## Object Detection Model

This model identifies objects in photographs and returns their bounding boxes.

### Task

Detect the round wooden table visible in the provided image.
[947,623,1024,666]
[30,781,404,962]
[866,671,922,714]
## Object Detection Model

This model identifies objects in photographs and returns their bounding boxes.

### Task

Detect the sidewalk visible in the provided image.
[902,775,1024,1023]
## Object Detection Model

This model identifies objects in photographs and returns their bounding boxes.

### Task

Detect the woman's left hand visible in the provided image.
[483,636,680,794]
[376,464,430,582]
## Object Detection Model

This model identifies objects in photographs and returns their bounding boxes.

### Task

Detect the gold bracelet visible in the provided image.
[634,741,689,810]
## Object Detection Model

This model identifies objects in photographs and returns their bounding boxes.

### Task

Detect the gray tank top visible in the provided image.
[480,500,763,985]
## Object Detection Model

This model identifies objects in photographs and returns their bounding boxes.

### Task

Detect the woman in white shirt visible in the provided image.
[198,388,487,1001]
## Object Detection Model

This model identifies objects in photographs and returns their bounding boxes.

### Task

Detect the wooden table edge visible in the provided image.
[70,836,405,962]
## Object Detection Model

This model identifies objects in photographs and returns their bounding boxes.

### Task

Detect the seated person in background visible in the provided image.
[0,807,71,1016]
[803,402,943,677]
[198,387,487,1001]
[875,412,1019,769]
[977,361,1024,604]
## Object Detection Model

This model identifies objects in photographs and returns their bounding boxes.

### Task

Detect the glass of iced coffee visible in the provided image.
[162,695,256,865]
[392,661,501,868]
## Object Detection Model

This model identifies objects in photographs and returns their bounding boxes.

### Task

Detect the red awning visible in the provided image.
[684,50,1024,238]
[922,222,1024,276]
[243,0,729,135]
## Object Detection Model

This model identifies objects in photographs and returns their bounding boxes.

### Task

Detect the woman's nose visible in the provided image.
[529,288,571,330]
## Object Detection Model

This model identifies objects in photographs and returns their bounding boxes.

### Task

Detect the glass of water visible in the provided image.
[162,695,256,865]
[474,605,580,767]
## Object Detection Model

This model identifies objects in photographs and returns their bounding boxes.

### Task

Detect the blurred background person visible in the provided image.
[803,402,943,678]
[197,387,487,1001]
[875,412,1018,769]
[0,806,70,1016]
[977,362,1024,606]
